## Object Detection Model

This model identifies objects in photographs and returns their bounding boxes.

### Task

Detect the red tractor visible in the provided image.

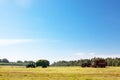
[81,59,107,68]
[92,59,107,68]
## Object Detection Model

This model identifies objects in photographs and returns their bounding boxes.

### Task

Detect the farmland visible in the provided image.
[0,66,120,80]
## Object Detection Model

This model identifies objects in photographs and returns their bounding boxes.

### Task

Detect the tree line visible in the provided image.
[51,57,120,66]
[0,57,120,67]
[0,58,35,64]
[0,58,50,67]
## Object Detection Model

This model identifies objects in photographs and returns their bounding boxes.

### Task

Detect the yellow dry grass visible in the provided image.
[0,66,120,80]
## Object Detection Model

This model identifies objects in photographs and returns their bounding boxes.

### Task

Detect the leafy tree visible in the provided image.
[17,60,23,63]
[1,58,9,63]
[24,61,29,63]
[24,61,35,63]
[36,60,49,68]
[0,59,1,62]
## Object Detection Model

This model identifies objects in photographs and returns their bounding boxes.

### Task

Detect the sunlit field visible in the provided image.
[0,66,120,80]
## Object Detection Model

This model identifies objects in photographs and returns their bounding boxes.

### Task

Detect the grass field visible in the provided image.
[0,66,120,80]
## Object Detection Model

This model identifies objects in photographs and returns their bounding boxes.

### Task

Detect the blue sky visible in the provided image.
[0,0,120,63]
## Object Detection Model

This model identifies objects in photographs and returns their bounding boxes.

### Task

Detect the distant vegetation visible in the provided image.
[0,58,49,67]
[0,57,120,67]
[51,57,120,67]
[0,58,9,63]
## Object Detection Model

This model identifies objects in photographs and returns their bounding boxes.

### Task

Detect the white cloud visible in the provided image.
[88,52,96,56]
[0,39,33,46]
[74,53,84,56]
[94,54,120,58]
[74,52,120,59]
[74,52,92,59]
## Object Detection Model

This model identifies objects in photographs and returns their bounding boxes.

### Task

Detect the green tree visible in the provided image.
[28,61,35,64]
[17,60,23,63]
[2,58,9,63]
[0,59,1,62]
[36,60,49,68]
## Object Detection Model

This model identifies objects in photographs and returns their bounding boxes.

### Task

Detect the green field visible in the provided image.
[0,66,120,80]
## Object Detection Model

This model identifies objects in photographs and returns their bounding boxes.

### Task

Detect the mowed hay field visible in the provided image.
[0,66,120,80]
